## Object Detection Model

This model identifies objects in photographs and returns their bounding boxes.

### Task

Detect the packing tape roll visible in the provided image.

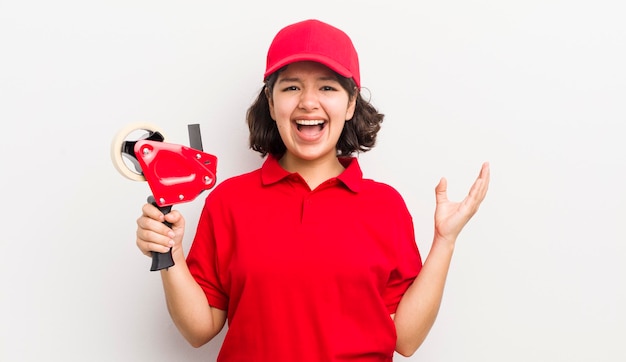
[110,122,166,181]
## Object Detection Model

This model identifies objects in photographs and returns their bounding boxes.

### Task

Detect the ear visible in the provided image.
[345,91,357,120]
[265,87,276,121]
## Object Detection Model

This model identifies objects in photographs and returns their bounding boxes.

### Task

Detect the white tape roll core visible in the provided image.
[110,122,167,181]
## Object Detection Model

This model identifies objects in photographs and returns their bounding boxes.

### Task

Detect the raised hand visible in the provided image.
[433,162,490,244]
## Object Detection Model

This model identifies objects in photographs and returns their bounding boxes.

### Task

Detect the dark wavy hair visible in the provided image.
[246,68,384,157]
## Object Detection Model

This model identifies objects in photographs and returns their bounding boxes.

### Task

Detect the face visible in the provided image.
[268,61,356,166]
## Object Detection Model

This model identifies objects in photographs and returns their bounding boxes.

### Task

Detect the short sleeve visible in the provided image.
[186,194,229,311]
[382,195,422,314]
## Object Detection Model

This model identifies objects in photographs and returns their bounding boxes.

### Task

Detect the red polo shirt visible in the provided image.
[187,155,422,361]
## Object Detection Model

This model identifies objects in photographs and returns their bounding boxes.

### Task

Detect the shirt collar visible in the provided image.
[261,154,363,192]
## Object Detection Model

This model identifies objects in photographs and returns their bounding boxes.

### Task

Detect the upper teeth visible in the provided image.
[296,120,324,126]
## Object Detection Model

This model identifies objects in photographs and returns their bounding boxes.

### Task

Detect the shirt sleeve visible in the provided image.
[382,194,423,314]
[186,194,229,311]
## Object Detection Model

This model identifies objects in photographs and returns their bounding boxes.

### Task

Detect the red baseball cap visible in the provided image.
[264,19,361,88]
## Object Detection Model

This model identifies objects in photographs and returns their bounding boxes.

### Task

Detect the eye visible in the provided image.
[321,85,337,91]
[281,85,299,92]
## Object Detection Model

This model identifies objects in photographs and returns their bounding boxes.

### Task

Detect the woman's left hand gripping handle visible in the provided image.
[147,195,175,271]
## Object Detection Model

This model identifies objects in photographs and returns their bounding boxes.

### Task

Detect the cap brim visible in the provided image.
[264,53,353,81]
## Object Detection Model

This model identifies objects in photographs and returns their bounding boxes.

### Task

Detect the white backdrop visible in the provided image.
[1,1,625,361]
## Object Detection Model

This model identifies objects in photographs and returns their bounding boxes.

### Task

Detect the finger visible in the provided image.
[462,163,491,211]
[475,162,490,200]
[135,225,174,247]
[136,215,175,240]
[136,221,174,252]
[465,179,485,210]
[141,202,167,222]
[435,177,448,204]
[136,235,173,256]
[135,204,175,257]
[163,209,185,230]
[481,161,490,177]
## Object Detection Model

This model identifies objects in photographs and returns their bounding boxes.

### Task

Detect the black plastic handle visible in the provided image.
[147,196,175,271]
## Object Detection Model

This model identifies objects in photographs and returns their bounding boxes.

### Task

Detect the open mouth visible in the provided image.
[295,119,326,132]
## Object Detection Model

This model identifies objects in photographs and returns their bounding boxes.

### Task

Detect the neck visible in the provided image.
[279,153,345,190]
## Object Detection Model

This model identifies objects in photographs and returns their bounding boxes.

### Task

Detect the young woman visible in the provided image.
[135,19,490,361]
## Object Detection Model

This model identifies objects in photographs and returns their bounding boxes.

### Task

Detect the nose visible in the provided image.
[298,88,319,111]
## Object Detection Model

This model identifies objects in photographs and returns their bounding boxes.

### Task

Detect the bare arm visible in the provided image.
[394,162,490,356]
[136,203,227,347]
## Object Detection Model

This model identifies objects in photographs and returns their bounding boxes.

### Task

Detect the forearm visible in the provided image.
[394,237,455,356]
[160,251,224,347]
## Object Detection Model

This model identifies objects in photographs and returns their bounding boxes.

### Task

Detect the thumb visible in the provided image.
[164,210,185,230]
[435,177,448,204]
